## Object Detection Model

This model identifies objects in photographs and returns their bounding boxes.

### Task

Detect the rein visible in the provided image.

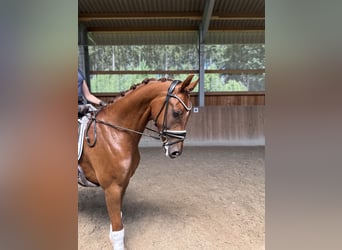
[85,117,161,147]
[85,80,192,147]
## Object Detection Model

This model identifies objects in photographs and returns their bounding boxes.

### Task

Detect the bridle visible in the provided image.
[153,80,192,147]
[85,80,192,148]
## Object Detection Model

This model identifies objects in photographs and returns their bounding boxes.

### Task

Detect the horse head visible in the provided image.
[152,74,199,159]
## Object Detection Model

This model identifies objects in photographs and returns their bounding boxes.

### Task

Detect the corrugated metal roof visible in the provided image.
[79,0,264,45]
[213,0,264,15]
[79,0,206,13]
[85,19,200,30]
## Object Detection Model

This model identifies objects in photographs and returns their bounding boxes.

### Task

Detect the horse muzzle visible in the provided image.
[163,143,183,159]
[160,130,186,159]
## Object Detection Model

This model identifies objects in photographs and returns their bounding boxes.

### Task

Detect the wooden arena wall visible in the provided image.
[189,92,265,106]
[96,93,265,146]
[186,105,264,145]
[97,92,265,106]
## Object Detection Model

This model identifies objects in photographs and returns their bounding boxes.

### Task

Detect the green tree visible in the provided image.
[86,43,264,92]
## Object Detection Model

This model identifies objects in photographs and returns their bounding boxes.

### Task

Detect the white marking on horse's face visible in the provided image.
[164,145,169,157]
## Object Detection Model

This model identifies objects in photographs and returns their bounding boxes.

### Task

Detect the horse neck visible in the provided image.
[101,82,167,132]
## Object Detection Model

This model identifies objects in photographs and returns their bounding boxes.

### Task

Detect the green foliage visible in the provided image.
[87,44,265,93]
[90,74,151,93]
[205,44,265,70]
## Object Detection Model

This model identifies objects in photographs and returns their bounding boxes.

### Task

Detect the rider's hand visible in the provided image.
[99,101,107,107]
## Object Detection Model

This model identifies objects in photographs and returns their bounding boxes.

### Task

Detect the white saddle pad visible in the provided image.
[78,115,89,161]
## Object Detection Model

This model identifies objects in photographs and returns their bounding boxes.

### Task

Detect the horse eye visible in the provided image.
[173,110,183,118]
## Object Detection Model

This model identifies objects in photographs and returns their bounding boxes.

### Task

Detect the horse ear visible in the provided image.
[180,74,199,93]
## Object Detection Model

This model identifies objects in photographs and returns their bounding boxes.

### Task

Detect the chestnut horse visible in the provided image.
[78,75,199,249]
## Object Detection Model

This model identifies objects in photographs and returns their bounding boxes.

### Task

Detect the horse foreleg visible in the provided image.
[104,185,125,250]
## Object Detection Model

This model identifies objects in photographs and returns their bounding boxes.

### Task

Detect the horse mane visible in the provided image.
[107,77,174,104]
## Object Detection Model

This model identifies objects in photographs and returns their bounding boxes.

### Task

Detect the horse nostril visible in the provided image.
[171,151,181,157]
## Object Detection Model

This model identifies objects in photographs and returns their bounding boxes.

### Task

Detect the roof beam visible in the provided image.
[87,26,264,33]
[212,14,264,21]
[87,26,198,32]
[79,12,264,22]
[79,12,202,21]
